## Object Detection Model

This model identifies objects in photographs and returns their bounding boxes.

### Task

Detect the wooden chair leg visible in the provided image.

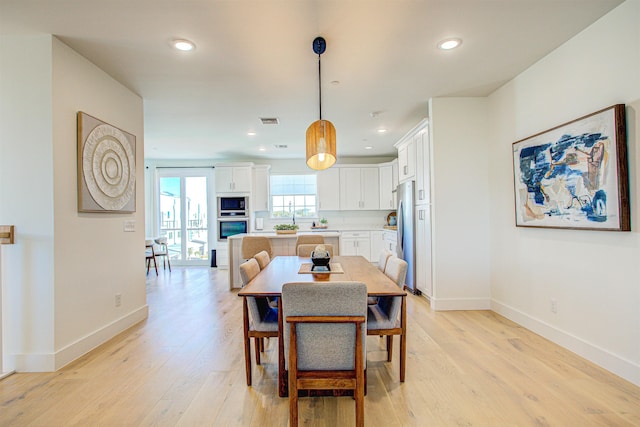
[289,324,299,427]
[254,337,261,365]
[387,335,393,362]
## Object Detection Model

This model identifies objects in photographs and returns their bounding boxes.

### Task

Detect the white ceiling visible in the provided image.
[1,0,623,162]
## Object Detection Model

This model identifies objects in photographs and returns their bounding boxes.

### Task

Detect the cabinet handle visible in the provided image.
[403,165,408,175]
[419,189,424,200]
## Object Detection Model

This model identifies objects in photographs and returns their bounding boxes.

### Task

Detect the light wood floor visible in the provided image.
[1,267,639,426]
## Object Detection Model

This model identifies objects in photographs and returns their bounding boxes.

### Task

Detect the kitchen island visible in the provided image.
[227,232,341,289]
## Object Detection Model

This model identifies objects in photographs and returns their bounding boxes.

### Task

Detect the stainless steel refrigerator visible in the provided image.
[397,180,419,295]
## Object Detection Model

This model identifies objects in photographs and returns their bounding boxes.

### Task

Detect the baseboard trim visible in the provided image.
[13,305,148,372]
[492,299,640,387]
[430,296,491,311]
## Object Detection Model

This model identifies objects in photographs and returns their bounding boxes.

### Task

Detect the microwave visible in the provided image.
[218,196,248,217]
[218,218,248,241]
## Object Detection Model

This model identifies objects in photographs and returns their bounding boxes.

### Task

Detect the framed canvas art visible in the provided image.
[77,112,136,213]
[512,104,629,231]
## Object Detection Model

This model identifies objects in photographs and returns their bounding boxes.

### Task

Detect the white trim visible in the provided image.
[11,305,148,372]
[430,296,491,311]
[0,370,15,380]
[492,299,640,387]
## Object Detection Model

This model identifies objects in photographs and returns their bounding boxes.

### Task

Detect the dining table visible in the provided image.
[238,255,407,397]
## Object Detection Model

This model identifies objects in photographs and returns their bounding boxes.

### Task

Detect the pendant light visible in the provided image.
[306,36,336,170]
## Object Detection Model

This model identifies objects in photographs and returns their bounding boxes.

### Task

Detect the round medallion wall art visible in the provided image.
[77,112,136,213]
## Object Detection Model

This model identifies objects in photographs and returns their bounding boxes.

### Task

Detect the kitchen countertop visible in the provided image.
[228,231,341,240]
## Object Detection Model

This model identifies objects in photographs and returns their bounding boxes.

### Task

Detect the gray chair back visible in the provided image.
[241,236,273,259]
[239,258,260,285]
[282,281,367,371]
[294,235,324,253]
[296,243,334,257]
[253,250,271,270]
[378,249,393,272]
[384,256,408,288]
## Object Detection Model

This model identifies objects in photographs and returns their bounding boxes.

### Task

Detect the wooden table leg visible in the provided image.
[278,297,288,397]
[400,295,406,382]
[243,297,252,386]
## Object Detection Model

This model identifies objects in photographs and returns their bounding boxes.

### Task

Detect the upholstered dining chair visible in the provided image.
[296,243,334,257]
[369,249,394,304]
[367,256,407,363]
[294,235,324,254]
[154,237,171,271]
[377,249,393,272]
[282,281,368,427]
[239,258,278,386]
[241,236,273,260]
[145,239,157,275]
[253,250,271,270]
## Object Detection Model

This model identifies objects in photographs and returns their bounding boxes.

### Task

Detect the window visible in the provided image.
[270,174,317,218]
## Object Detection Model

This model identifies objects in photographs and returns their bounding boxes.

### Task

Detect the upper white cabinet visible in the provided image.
[317,167,341,211]
[215,166,252,193]
[397,139,416,183]
[339,167,379,210]
[415,129,431,204]
[252,165,270,211]
[378,160,398,210]
[395,119,428,185]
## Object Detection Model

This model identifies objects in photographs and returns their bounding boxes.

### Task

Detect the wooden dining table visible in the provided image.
[238,255,407,397]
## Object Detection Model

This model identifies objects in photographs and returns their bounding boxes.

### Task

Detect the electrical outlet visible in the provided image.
[115,293,122,307]
[550,298,557,314]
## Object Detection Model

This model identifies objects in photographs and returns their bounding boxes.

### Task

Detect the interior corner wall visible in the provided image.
[428,97,491,310]
[0,35,147,372]
[487,0,640,385]
[0,35,56,372]
[51,37,148,370]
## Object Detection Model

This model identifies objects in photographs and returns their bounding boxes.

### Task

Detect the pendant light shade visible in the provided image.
[306,36,336,170]
[306,119,336,170]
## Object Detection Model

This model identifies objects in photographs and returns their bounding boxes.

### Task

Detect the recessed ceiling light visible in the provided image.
[437,38,462,50]
[258,147,266,151]
[172,39,195,51]
[377,129,387,133]
[247,131,256,136]
[364,146,373,150]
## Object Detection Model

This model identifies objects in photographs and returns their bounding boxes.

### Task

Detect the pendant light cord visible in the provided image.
[318,54,322,120]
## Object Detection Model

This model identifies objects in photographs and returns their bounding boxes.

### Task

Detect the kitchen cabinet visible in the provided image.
[378,163,396,210]
[339,167,379,210]
[415,129,431,204]
[383,229,397,254]
[397,138,416,183]
[251,165,270,211]
[415,206,432,297]
[317,167,340,211]
[215,166,252,193]
[370,230,385,262]
[340,231,371,260]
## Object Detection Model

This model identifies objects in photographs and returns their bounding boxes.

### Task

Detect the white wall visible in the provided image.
[0,35,147,371]
[487,0,640,385]
[429,97,492,310]
[0,35,56,371]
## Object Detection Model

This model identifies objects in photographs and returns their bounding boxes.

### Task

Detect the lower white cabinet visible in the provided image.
[370,230,385,263]
[340,231,371,261]
[415,205,432,297]
[383,229,397,255]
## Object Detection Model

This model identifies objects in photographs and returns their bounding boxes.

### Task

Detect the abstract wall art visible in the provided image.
[512,104,629,231]
[77,112,136,213]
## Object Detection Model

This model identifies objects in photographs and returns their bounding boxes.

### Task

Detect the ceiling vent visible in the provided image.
[260,117,279,125]
[274,144,288,149]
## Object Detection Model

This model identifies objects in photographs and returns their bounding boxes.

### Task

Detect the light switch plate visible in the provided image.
[123,220,136,232]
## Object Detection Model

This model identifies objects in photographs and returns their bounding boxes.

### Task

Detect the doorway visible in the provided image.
[156,168,213,265]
